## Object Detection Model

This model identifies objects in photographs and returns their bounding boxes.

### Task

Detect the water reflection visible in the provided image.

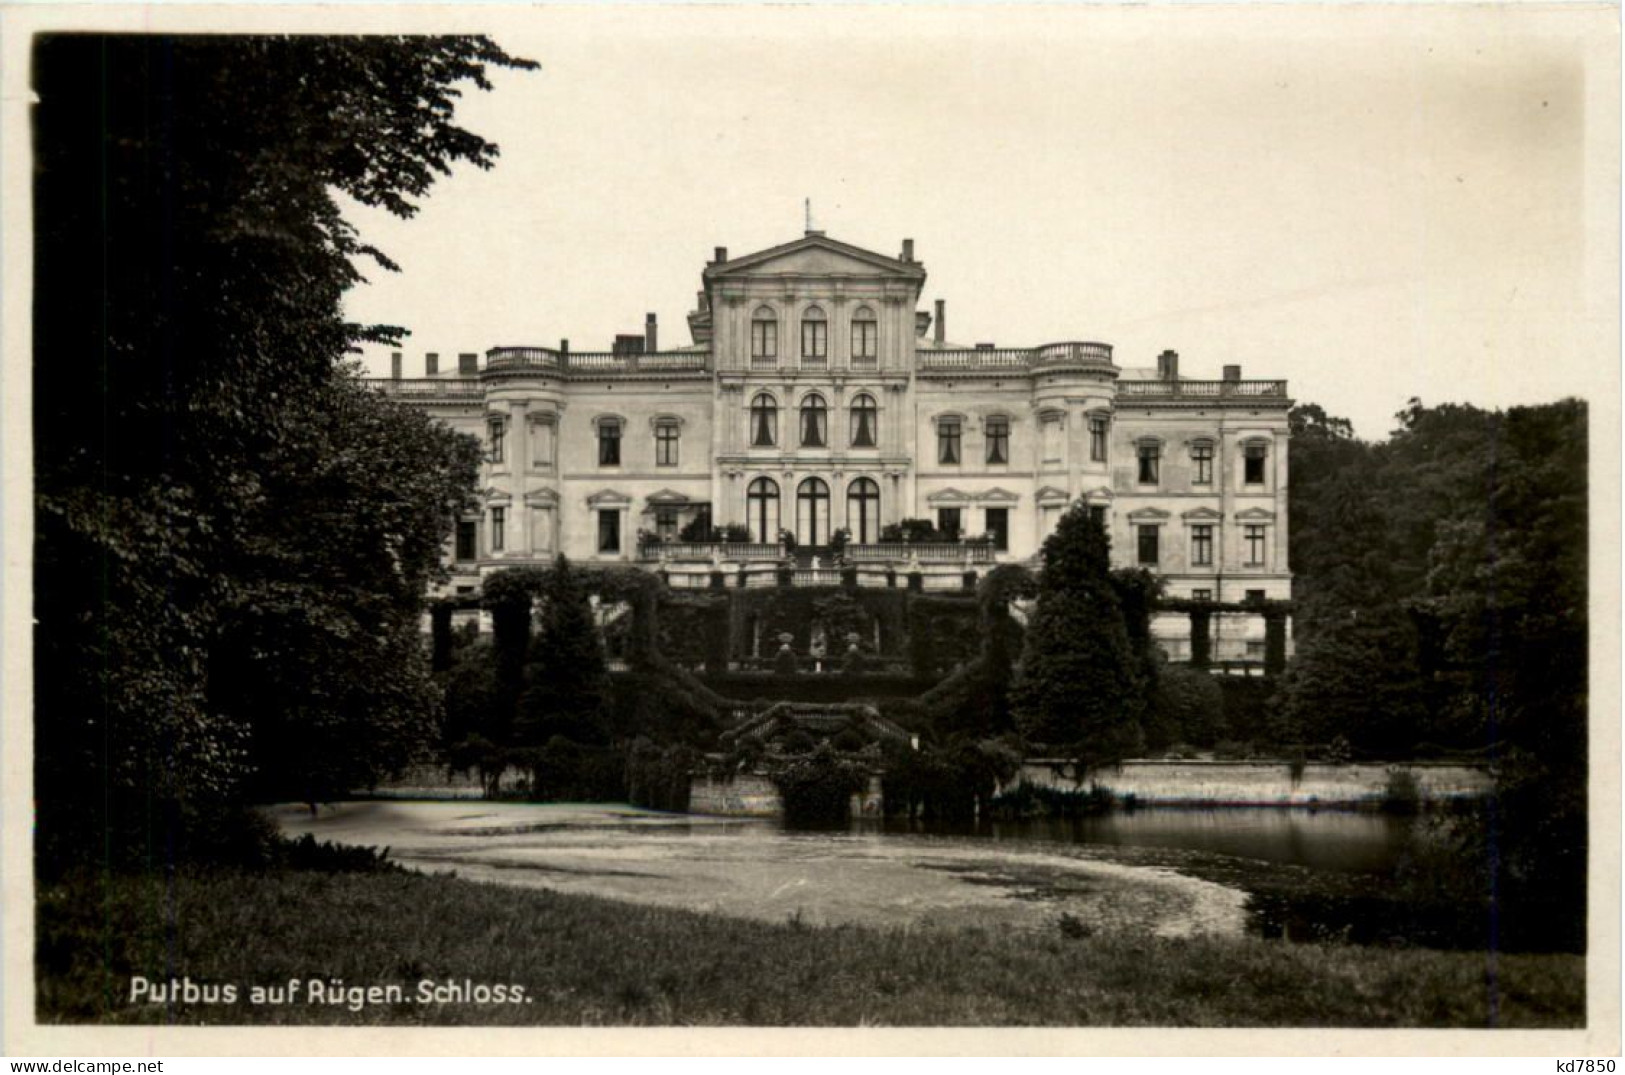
[800,808,1445,876]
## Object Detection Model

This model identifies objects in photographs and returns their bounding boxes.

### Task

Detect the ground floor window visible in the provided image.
[490,506,505,553]
[985,507,1009,551]
[455,520,477,561]
[598,510,621,554]
[1245,524,1267,566]
[1191,524,1213,566]
[937,507,962,541]
[1137,525,1159,565]
[655,507,678,542]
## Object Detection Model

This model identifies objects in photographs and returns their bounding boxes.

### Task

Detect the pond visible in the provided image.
[272,801,1478,947]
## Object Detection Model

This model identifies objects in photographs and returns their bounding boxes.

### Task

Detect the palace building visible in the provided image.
[375,230,1293,664]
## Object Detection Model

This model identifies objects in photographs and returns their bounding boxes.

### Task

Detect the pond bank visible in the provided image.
[271,802,1249,939]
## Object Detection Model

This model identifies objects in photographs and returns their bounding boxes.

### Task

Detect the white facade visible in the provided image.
[378,231,1293,660]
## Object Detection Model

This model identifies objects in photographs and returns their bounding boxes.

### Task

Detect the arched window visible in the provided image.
[850,305,878,366]
[801,305,828,365]
[849,393,878,448]
[749,393,778,448]
[797,477,830,546]
[846,478,880,544]
[750,305,778,366]
[746,477,780,544]
[800,393,828,448]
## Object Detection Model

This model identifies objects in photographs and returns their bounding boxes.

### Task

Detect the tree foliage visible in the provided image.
[517,556,610,746]
[33,35,534,869]
[1010,505,1146,763]
[1280,397,1588,947]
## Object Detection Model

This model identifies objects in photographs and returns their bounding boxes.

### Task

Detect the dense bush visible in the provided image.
[767,744,870,826]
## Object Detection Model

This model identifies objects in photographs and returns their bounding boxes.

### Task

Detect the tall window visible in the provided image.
[1244,443,1269,485]
[531,417,554,469]
[487,416,507,464]
[490,507,505,553]
[1042,415,1064,463]
[1137,442,1160,484]
[1245,525,1266,565]
[750,306,778,365]
[598,419,622,466]
[655,507,678,542]
[800,393,827,448]
[800,305,828,365]
[938,418,962,465]
[655,420,679,466]
[1192,442,1214,485]
[750,393,778,448]
[1089,416,1109,462]
[1088,504,1108,528]
[985,507,1009,551]
[746,477,780,544]
[598,510,621,554]
[985,416,1010,464]
[455,520,477,562]
[937,507,962,541]
[849,394,878,448]
[1137,525,1160,565]
[796,477,830,546]
[850,306,878,366]
[1191,524,1213,566]
[847,478,880,543]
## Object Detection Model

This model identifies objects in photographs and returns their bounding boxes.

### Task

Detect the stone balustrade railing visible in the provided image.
[485,347,712,375]
[372,378,485,399]
[1118,379,1288,398]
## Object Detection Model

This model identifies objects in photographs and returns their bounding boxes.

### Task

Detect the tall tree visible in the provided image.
[1010,505,1145,763]
[33,35,534,869]
[516,557,610,747]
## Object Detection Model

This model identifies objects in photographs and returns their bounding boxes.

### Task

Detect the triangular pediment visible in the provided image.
[586,489,633,507]
[925,486,973,504]
[1181,506,1223,521]
[1234,507,1277,522]
[1127,507,1172,521]
[644,489,693,506]
[706,234,926,282]
[979,487,1021,504]
[1035,485,1071,504]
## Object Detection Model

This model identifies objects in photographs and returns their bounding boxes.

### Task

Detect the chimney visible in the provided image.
[713,246,728,264]
[1223,364,1242,382]
[934,300,946,345]
[645,312,658,353]
[1157,349,1179,381]
[560,339,570,360]
[901,238,914,262]
[390,351,402,380]
[459,352,478,375]
[915,310,932,338]
[425,352,439,377]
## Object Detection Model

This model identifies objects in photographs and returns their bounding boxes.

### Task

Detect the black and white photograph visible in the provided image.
[3,1,1618,1059]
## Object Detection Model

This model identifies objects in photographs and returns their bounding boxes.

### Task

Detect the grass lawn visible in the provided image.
[37,866,1584,1027]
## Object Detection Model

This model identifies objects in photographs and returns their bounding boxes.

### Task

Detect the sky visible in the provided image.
[335,4,1619,441]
